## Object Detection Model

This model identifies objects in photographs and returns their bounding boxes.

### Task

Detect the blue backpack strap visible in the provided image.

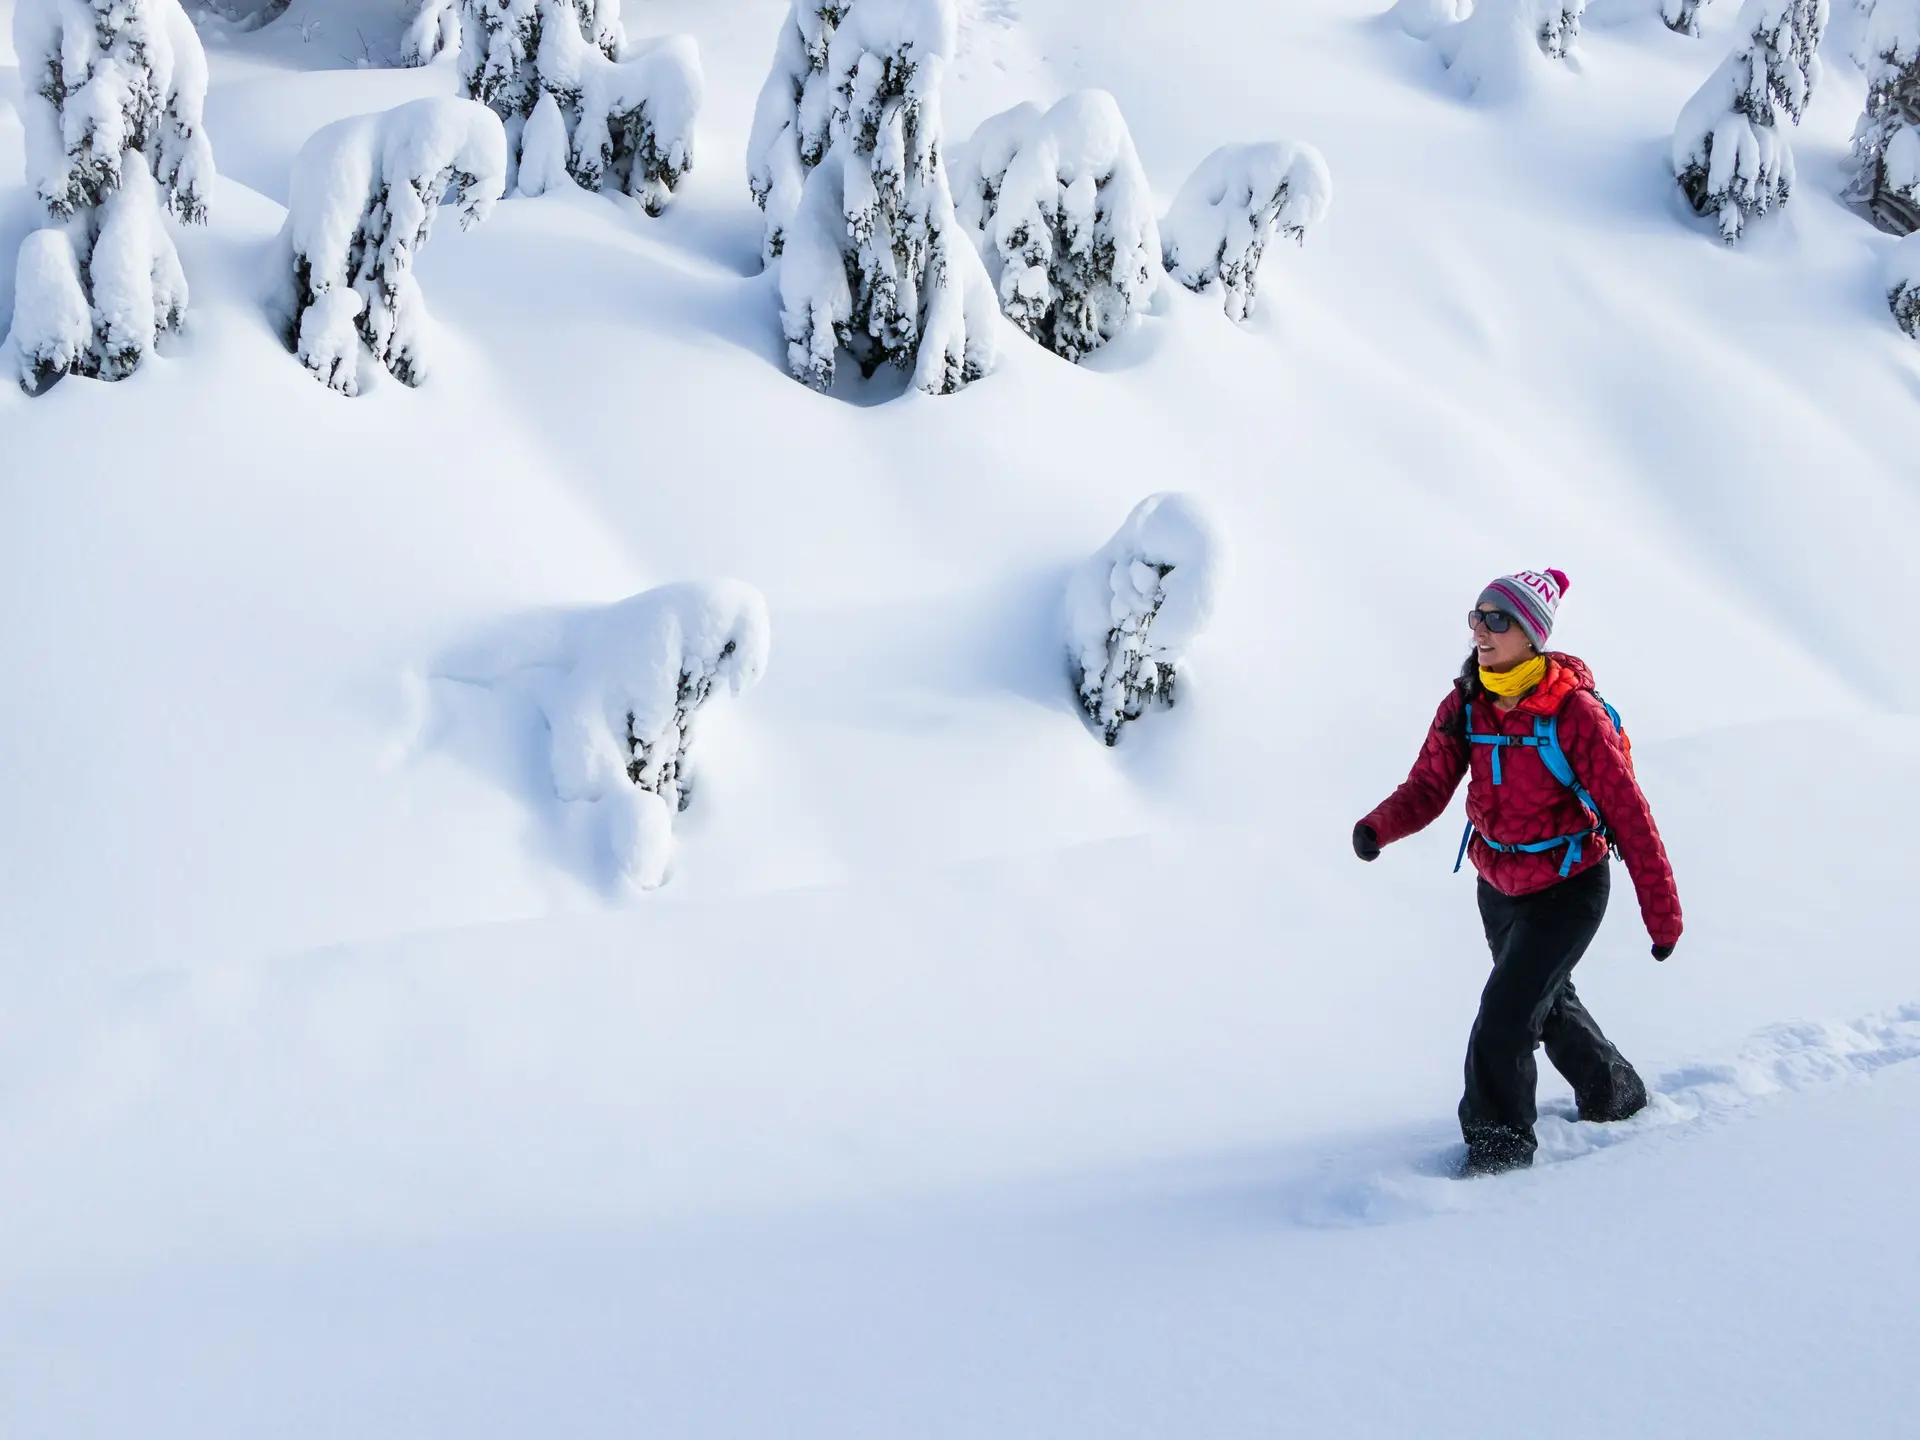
[1454,692,1625,877]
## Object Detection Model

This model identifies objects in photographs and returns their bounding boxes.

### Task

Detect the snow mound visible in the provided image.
[437,582,771,890]
[1433,0,1582,104]
[1065,493,1230,747]
[1161,141,1332,323]
[272,96,506,395]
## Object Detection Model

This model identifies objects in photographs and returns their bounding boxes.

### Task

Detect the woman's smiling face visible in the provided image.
[1471,604,1535,672]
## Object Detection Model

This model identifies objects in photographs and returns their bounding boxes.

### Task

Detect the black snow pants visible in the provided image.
[1459,861,1648,1170]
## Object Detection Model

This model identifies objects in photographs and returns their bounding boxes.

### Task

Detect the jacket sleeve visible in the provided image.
[1361,688,1469,847]
[1561,693,1683,948]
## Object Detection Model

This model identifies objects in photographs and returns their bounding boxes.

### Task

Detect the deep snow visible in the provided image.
[2,0,1919,1435]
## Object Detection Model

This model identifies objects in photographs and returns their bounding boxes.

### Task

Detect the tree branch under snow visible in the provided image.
[1161,142,1332,323]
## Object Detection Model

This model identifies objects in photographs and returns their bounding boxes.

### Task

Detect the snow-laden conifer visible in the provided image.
[1065,493,1230,748]
[953,91,1158,362]
[1161,142,1333,322]
[1850,0,1920,233]
[272,97,506,396]
[770,0,999,394]
[1671,0,1829,242]
[400,0,699,210]
[6,0,213,393]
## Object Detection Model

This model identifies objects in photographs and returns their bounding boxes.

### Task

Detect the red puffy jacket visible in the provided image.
[1360,654,1682,948]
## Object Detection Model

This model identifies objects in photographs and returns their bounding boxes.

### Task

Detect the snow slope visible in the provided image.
[2,0,1918,1434]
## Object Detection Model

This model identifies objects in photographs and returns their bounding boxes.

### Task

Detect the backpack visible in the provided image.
[1453,691,1627,878]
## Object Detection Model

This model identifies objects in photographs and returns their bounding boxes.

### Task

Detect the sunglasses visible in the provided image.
[1468,609,1518,633]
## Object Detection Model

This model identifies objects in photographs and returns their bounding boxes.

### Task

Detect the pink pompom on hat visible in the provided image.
[1477,568,1569,649]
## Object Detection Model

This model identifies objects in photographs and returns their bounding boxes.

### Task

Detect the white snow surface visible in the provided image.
[4,0,1920,1434]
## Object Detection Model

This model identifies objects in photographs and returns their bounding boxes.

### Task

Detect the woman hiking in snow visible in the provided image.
[1353,569,1682,1177]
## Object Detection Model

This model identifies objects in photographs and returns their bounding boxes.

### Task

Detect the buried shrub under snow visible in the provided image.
[442,582,771,890]
[753,0,999,394]
[1065,493,1229,747]
[6,0,214,393]
[1161,142,1333,322]
[271,97,506,395]
[954,91,1159,362]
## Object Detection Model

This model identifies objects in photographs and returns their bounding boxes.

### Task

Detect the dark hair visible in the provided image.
[1456,649,1484,705]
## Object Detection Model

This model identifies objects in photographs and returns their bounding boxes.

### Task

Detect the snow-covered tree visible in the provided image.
[400,0,700,210]
[6,0,213,394]
[1886,230,1920,333]
[766,0,999,394]
[953,91,1159,362]
[1671,0,1828,243]
[441,582,771,890]
[1161,142,1333,322]
[272,97,506,396]
[1849,0,1920,233]
[1064,493,1230,748]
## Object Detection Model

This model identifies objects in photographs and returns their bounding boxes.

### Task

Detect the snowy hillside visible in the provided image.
[3,0,1918,1434]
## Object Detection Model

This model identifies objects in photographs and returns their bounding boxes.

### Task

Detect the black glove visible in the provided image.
[1353,823,1380,863]
[1652,943,1675,962]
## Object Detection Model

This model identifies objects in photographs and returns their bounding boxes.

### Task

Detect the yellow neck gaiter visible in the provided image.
[1480,654,1547,697]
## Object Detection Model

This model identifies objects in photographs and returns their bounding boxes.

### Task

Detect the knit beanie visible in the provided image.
[1477,568,1569,650]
